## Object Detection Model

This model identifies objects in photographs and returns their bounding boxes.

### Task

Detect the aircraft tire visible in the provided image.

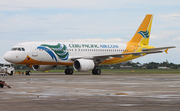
[96,69,101,75]
[65,69,69,75]
[69,69,73,75]
[92,69,101,75]
[26,71,29,75]
[65,69,73,75]
[92,69,97,75]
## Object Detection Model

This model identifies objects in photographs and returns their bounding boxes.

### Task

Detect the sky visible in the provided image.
[0,0,180,64]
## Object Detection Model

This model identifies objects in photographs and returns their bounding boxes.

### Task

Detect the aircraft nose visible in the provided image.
[4,51,26,63]
[4,51,12,62]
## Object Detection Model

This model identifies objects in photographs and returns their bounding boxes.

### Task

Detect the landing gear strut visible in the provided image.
[65,66,73,75]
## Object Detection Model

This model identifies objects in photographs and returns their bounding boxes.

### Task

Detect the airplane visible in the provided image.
[4,14,175,75]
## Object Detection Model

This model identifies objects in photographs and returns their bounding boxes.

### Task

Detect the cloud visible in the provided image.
[46,38,126,43]
[172,37,180,41]
[0,12,131,41]
[1,1,180,64]
[151,30,179,40]
[0,0,135,10]
[2,0,180,11]
[157,13,180,21]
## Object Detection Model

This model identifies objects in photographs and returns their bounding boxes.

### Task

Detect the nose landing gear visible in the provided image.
[26,66,31,75]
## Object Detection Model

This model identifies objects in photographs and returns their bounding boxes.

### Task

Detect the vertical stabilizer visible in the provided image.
[127,14,153,45]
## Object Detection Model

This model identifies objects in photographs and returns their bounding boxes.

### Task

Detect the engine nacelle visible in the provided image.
[73,59,95,72]
[32,65,56,71]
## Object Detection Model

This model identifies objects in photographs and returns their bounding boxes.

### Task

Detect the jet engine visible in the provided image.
[32,65,56,71]
[73,59,95,71]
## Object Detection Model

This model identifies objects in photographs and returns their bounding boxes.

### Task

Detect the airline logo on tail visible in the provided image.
[138,30,149,39]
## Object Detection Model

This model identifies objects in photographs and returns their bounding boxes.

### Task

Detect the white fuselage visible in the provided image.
[4,42,128,65]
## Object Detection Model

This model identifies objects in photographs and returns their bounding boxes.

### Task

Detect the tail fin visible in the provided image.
[127,14,153,45]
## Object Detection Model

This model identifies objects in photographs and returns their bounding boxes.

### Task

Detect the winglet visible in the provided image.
[164,48,169,54]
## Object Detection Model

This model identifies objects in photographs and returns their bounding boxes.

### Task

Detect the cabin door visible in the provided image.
[30,44,38,57]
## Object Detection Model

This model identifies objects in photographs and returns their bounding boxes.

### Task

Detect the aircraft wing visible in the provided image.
[142,46,176,51]
[92,50,163,58]
[142,46,176,54]
[70,46,175,61]
[70,50,163,61]
[92,46,176,59]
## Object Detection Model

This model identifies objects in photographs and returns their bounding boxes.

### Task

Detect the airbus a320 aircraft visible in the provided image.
[4,14,175,75]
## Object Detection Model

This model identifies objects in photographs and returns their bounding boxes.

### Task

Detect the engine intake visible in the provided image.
[73,59,95,71]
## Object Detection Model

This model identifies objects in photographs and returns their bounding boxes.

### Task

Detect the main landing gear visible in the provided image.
[65,66,73,75]
[92,68,101,75]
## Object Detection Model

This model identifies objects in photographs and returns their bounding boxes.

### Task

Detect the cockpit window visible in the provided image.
[11,47,25,51]
[11,48,17,51]
[18,48,21,51]
[22,48,25,51]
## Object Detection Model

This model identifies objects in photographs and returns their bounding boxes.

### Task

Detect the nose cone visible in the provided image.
[4,51,12,63]
[4,51,26,63]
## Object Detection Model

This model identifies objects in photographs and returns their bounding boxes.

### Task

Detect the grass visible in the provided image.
[15,69,180,74]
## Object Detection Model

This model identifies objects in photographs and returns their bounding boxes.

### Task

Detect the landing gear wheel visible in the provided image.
[92,69,101,75]
[92,69,96,75]
[26,66,31,75]
[65,69,73,75]
[65,69,69,74]
[68,69,73,75]
[96,69,101,75]
[26,71,31,75]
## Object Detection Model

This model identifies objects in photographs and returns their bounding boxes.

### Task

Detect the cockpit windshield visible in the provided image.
[11,47,25,51]
[11,48,17,51]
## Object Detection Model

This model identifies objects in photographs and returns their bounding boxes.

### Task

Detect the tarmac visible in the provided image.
[0,73,180,111]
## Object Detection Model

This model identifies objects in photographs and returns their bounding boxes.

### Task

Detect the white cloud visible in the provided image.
[0,12,130,40]
[1,0,180,64]
[2,0,180,11]
[157,13,180,21]
[46,38,126,43]
[0,0,135,10]
[151,30,179,40]
[172,37,180,41]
